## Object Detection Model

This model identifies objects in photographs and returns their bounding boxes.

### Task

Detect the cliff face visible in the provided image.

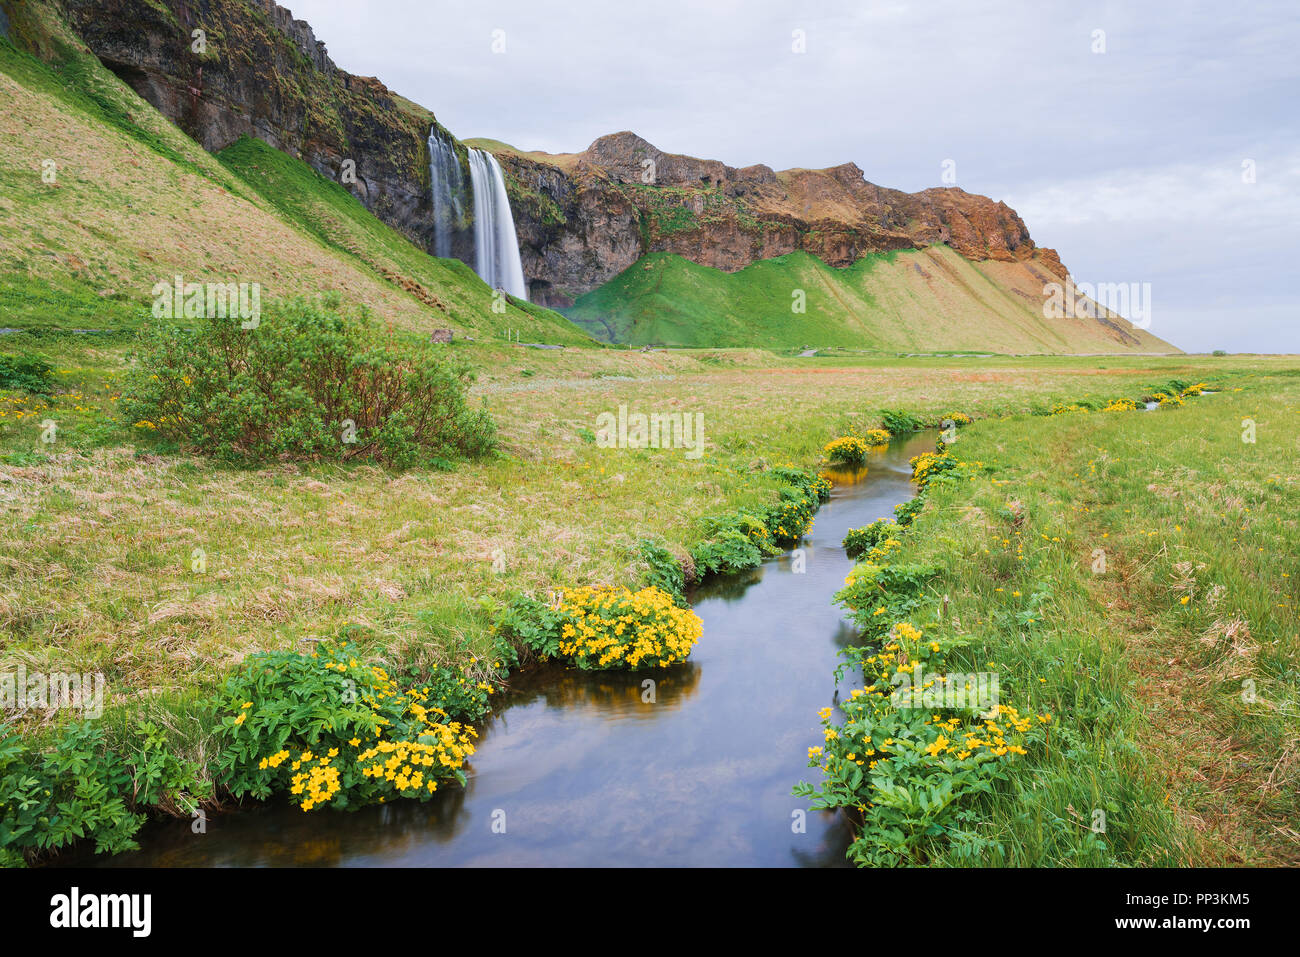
[494,132,1068,307]
[44,0,442,253]
[24,0,1068,311]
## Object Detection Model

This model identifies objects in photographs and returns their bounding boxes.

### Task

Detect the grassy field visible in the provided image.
[563,246,1175,353]
[3,340,1295,867]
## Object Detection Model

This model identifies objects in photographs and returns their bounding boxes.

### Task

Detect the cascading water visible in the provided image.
[466,148,528,300]
[427,126,465,259]
[426,125,528,301]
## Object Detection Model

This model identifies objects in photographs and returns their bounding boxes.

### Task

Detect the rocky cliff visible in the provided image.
[488,132,1068,307]
[13,0,1070,312]
[7,0,448,254]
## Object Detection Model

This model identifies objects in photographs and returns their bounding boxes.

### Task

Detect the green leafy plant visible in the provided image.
[880,408,923,434]
[0,719,206,865]
[690,513,772,576]
[638,539,687,604]
[843,518,902,558]
[0,352,54,394]
[212,641,486,810]
[119,295,496,467]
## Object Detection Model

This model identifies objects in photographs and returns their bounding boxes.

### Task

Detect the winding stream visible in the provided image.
[65,433,934,868]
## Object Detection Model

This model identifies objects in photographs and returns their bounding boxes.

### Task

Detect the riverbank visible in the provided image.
[2,340,1296,863]
[807,375,1299,865]
[49,440,933,866]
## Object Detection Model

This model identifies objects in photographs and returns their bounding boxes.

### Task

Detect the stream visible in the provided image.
[63,433,934,868]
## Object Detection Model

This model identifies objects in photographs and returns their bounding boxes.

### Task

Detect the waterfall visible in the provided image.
[426,125,528,301]
[427,126,465,259]
[467,148,528,300]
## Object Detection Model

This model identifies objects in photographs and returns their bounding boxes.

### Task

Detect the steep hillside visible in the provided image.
[566,247,1175,353]
[40,0,442,250]
[0,21,587,343]
[216,136,590,343]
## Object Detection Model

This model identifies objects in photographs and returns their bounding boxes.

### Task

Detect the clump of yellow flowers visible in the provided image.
[218,640,486,811]
[797,614,1053,866]
[1101,397,1138,412]
[824,435,871,466]
[552,585,702,669]
[908,450,957,487]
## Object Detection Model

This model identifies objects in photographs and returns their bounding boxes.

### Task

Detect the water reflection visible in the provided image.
[62,433,934,868]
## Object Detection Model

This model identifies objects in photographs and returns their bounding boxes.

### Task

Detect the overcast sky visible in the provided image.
[288,0,1298,353]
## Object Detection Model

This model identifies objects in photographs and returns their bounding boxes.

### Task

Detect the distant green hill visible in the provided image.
[565,247,1176,353]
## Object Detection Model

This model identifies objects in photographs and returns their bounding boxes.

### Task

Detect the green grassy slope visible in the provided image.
[0,23,589,344]
[565,247,1177,354]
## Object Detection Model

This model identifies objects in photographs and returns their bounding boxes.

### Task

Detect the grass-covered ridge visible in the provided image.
[565,247,1175,353]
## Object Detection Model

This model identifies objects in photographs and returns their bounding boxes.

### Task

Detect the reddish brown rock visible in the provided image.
[496,135,1066,305]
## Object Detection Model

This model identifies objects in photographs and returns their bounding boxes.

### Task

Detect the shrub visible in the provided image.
[638,539,687,604]
[843,518,901,558]
[499,586,702,670]
[0,352,54,395]
[686,468,829,575]
[690,517,770,576]
[880,409,923,434]
[760,484,821,546]
[760,468,831,546]
[0,720,208,864]
[909,450,958,487]
[893,497,924,528]
[213,641,484,810]
[796,617,1051,866]
[120,295,496,467]
[0,723,139,864]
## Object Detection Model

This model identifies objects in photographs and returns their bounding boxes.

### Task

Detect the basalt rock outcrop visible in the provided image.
[495,132,1067,307]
